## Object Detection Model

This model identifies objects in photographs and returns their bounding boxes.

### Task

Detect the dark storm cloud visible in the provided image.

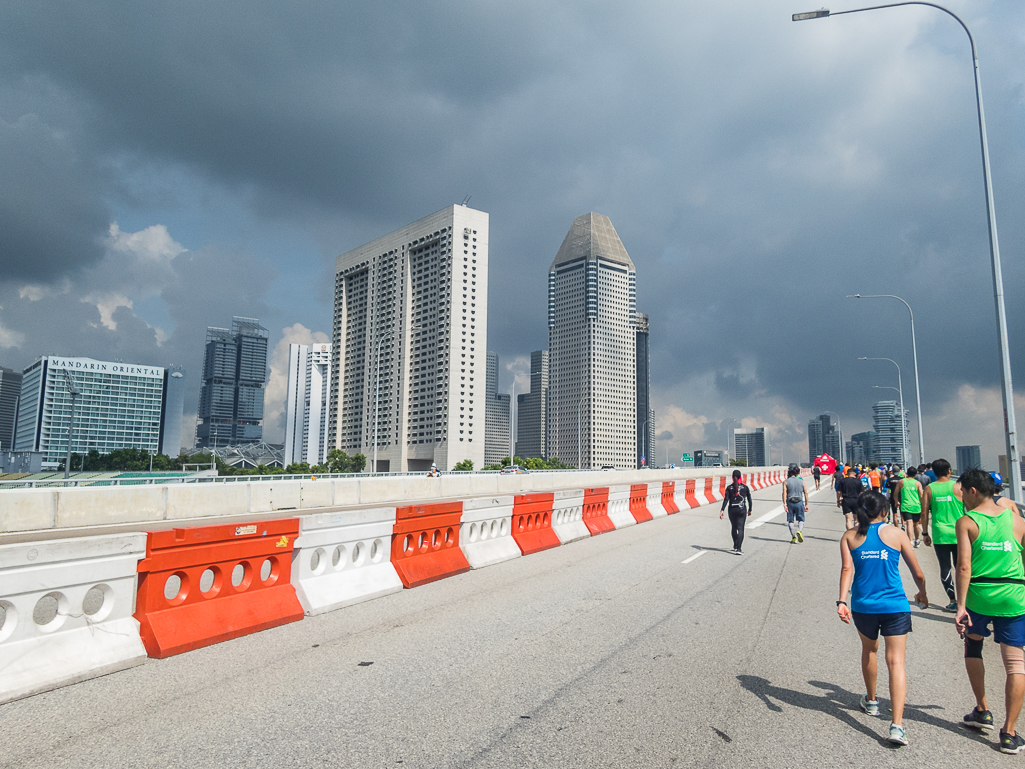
[0,0,1022,459]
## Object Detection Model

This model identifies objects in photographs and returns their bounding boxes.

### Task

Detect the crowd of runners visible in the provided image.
[720,459,1025,753]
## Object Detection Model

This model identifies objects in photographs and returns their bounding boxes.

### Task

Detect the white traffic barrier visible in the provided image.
[292,507,403,615]
[646,482,668,518]
[551,489,590,544]
[606,485,636,529]
[710,475,725,502]
[459,496,520,569]
[0,533,148,705]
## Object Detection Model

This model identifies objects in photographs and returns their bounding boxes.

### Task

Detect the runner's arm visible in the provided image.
[954,516,976,634]
[837,535,854,623]
[896,530,927,606]
[921,485,933,545]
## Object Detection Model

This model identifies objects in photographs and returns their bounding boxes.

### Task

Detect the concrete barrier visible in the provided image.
[606,486,636,529]
[646,483,668,518]
[0,533,148,704]
[551,489,590,544]
[458,496,520,569]
[292,507,402,615]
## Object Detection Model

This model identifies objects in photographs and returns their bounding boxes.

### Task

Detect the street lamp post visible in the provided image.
[860,357,909,466]
[847,294,924,463]
[873,385,910,466]
[795,2,1020,500]
[62,370,79,481]
[642,417,654,468]
[723,418,737,466]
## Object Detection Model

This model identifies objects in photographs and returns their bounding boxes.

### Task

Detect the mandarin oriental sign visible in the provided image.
[48,356,164,378]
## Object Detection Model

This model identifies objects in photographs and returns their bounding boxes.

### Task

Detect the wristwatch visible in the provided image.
[836,600,847,607]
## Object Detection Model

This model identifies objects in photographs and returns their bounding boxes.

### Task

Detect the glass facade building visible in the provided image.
[196,317,269,449]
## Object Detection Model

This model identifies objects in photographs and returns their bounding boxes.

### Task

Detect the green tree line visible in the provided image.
[62,447,366,476]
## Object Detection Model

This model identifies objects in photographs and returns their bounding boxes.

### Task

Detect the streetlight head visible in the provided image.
[844,294,861,299]
[858,357,867,360]
[793,9,830,21]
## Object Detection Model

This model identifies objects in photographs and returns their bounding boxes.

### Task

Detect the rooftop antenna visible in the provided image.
[460,195,472,206]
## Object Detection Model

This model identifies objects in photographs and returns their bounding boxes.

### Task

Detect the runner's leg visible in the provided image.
[860,632,879,703]
[729,510,747,552]
[1001,644,1024,735]
[935,544,957,601]
[885,634,908,726]
[966,634,990,713]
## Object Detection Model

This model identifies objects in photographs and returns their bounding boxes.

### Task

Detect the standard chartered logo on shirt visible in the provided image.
[859,550,884,560]
[980,541,1014,552]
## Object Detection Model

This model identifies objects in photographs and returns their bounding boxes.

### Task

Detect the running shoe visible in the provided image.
[888,724,908,746]
[735,549,743,556]
[796,531,804,543]
[1000,732,1025,755]
[962,707,994,731]
[860,695,879,716]
[943,601,957,613]
[913,539,921,548]
[790,537,797,544]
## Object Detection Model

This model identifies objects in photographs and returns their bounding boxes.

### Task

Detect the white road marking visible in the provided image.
[682,550,708,564]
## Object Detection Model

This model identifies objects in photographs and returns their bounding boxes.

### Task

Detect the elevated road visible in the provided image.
[1,482,1005,767]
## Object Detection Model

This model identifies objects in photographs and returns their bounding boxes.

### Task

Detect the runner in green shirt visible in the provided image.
[955,469,1025,754]
[896,467,925,548]
[922,458,964,612]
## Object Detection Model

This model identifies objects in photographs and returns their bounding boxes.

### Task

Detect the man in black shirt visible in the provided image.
[836,466,863,531]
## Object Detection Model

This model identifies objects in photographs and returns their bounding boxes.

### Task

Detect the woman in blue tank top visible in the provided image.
[838,490,928,746]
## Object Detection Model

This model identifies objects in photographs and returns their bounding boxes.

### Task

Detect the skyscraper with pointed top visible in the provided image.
[547,213,637,469]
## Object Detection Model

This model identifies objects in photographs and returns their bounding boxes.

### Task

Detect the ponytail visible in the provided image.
[856,490,888,536]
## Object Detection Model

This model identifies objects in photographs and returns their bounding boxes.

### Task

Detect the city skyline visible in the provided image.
[1,2,1023,470]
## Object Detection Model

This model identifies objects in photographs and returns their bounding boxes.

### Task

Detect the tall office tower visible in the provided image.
[635,312,654,468]
[328,205,489,472]
[161,366,187,456]
[0,366,22,450]
[548,213,637,469]
[14,356,183,467]
[484,351,511,466]
[516,350,549,459]
[196,317,269,449]
[872,400,909,465]
[846,431,875,466]
[284,343,332,466]
[807,418,822,462]
[733,427,768,467]
[808,413,841,462]
[956,445,982,475]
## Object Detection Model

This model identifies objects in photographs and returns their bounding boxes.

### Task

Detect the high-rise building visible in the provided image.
[956,445,982,475]
[516,350,549,459]
[0,366,23,451]
[694,449,724,467]
[284,343,332,466]
[196,317,269,449]
[872,401,909,465]
[161,366,187,456]
[846,431,875,466]
[635,312,654,468]
[327,205,489,472]
[547,213,637,469]
[484,351,511,466]
[733,427,768,467]
[14,356,184,467]
[808,413,842,462]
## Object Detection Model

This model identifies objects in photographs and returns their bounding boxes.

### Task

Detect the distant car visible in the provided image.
[500,465,527,474]
[601,465,615,471]
[712,463,724,467]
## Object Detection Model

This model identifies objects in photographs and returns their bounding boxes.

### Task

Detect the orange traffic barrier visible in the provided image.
[512,493,561,555]
[582,488,615,535]
[684,479,701,509]
[702,477,717,504]
[392,502,471,588]
[134,519,304,658]
[719,476,728,497]
[662,481,680,514]
[629,484,653,523]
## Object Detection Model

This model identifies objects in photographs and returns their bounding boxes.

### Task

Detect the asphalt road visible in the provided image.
[1,480,1012,767]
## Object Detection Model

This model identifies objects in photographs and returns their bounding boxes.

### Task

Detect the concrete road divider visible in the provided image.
[0,534,148,704]
[647,482,668,518]
[661,482,680,514]
[629,484,653,523]
[134,519,304,658]
[291,508,402,615]
[719,476,728,499]
[702,477,718,505]
[581,488,615,535]
[459,497,520,569]
[683,479,701,509]
[511,493,561,555]
[607,486,636,529]
[551,489,590,544]
[391,502,471,588]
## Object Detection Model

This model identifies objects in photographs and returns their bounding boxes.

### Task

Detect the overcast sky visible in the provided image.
[1,1,1023,467]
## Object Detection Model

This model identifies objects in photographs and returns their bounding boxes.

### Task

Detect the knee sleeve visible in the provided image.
[1001,645,1025,676]
[965,636,984,659]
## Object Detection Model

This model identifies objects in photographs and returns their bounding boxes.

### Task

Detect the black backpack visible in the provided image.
[727,484,748,513]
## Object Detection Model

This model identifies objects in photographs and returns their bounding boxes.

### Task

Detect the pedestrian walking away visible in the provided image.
[954,469,1025,754]
[813,463,822,490]
[990,472,1023,518]
[837,466,863,532]
[783,466,809,544]
[897,467,925,546]
[921,458,964,612]
[720,469,753,555]
[838,490,928,747]
[834,465,845,494]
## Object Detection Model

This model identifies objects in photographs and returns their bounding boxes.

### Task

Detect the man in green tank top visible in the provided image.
[955,469,1025,754]
[922,458,964,612]
[896,466,925,548]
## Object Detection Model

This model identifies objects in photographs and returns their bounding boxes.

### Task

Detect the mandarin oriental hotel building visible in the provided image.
[14,356,185,468]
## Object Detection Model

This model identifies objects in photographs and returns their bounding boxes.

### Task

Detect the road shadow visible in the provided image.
[748,534,836,544]
[910,610,958,627]
[737,676,993,748]
[689,545,737,556]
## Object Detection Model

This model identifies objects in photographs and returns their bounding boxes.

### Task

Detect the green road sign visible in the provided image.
[681,453,693,462]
